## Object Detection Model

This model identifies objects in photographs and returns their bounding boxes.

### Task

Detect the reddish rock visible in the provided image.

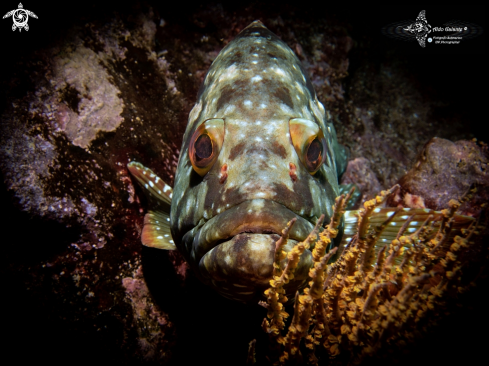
[340,157,383,209]
[388,137,489,216]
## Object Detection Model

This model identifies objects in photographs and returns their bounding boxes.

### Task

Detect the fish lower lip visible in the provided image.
[191,199,315,263]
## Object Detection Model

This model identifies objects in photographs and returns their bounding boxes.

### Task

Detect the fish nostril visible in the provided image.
[219,163,228,184]
[289,162,297,182]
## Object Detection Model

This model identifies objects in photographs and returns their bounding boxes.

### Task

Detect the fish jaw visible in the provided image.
[186,199,314,261]
[199,234,312,303]
[180,199,315,302]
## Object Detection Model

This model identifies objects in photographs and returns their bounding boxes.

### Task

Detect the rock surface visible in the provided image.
[388,137,489,216]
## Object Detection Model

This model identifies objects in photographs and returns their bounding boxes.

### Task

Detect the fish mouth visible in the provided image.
[190,199,316,302]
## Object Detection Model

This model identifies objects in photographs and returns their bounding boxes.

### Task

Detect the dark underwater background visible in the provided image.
[0,1,486,365]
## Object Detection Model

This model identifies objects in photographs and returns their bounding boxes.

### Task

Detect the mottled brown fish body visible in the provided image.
[170,21,347,302]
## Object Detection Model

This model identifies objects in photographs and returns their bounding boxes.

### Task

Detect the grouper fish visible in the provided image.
[127,21,470,303]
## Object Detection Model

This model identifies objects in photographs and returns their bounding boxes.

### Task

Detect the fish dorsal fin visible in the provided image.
[127,161,176,250]
[141,210,176,250]
[127,161,173,206]
[341,207,474,255]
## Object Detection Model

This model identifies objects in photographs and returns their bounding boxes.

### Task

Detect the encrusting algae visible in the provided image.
[254,186,485,365]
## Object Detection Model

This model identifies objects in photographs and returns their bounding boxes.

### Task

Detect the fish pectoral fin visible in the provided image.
[340,207,474,259]
[141,210,176,250]
[340,209,359,249]
[127,161,173,206]
[127,162,176,249]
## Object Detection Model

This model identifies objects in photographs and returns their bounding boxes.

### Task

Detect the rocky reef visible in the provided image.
[0,2,486,365]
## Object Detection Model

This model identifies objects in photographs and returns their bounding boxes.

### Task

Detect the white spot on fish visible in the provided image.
[224,104,235,114]
[218,64,238,82]
[155,177,159,183]
[274,67,286,77]
[280,104,292,113]
[169,240,174,244]
[252,60,258,64]
[244,100,252,107]
[252,53,259,57]
[169,193,173,199]
[163,185,170,192]
[260,103,267,108]
[251,75,262,82]
[156,227,160,230]
[164,234,169,237]
[157,236,163,239]
[255,137,262,142]
[144,184,148,189]
[149,181,154,187]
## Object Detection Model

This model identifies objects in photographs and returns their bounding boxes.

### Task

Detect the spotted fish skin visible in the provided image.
[165,21,348,302]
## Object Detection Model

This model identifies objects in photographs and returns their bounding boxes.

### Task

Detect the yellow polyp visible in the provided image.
[446,251,457,261]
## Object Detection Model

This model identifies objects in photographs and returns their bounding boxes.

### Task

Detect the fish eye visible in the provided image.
[289,118,327,175]
[194,134,213,161]
[306,137,323,170]
[189,118,225,176]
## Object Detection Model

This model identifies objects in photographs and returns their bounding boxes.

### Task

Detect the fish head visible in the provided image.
[170,21,346,302]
